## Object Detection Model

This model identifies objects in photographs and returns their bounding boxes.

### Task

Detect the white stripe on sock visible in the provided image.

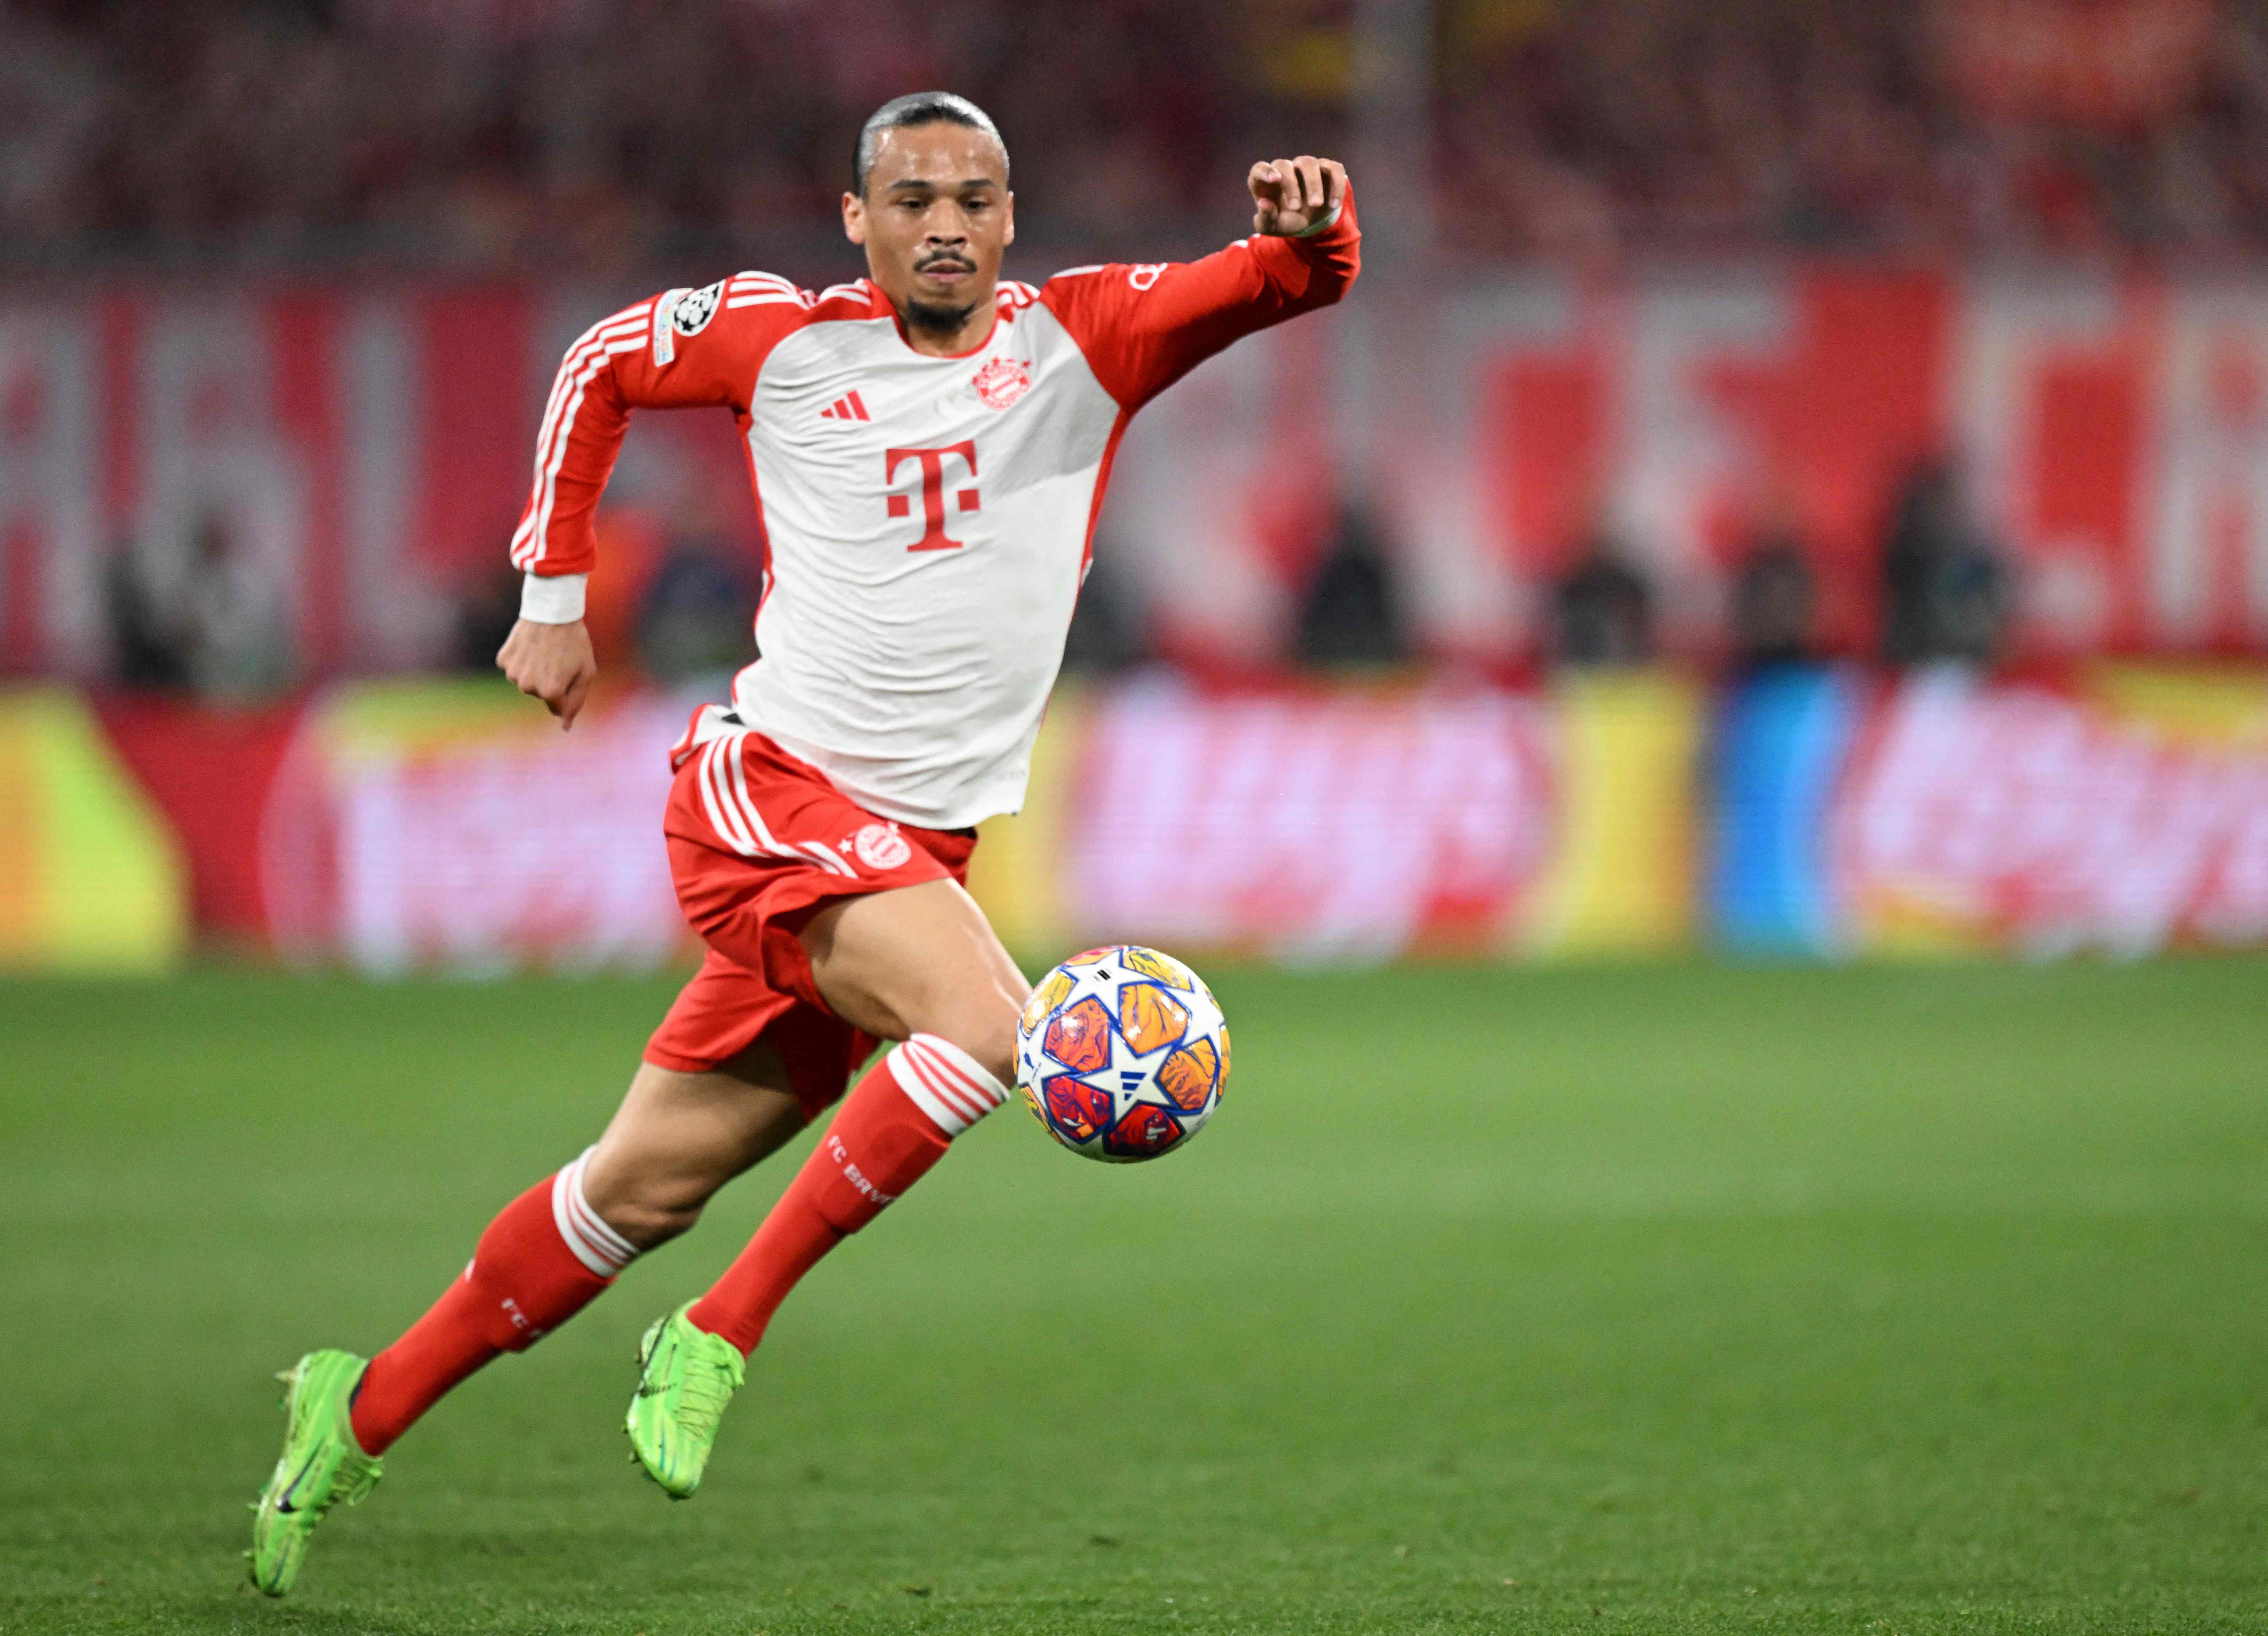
[898,1053,980,1130]
[913,1036,1008,1113]
[886,1034,1009,1136]
[899,1043,985,1123]
[551,1147,640,1277]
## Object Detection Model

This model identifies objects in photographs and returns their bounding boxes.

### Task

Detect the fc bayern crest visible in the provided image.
[670,281,724,337]
[853,823,912,871]
[972,355,1032,410]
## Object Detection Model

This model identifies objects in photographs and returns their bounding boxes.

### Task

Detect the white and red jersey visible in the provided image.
[511,196,1361,830]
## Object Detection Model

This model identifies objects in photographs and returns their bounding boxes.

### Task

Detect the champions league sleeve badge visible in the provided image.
[671,281,724,337]
[652,281,726,367]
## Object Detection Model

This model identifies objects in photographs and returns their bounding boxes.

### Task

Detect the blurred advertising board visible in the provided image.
[0,688,185,972]
[1713,663,2268,956]
[13,267,2268,681]
[260,681,695,974]
[237,672,1704,972]
[970,672,1703,962]
[56,672,1703,974]
[1840,666,2268,955]
[8,666,2267,974]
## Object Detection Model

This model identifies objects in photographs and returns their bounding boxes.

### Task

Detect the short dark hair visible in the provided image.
[853,92,1007,197]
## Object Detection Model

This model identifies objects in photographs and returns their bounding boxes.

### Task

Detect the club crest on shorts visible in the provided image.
[972,355,1032,410]
[852,822,912,870]
[670,281,724,337]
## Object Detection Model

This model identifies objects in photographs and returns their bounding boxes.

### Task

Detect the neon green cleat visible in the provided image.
[626,1302,746,1499]
[247,1350,383,1596]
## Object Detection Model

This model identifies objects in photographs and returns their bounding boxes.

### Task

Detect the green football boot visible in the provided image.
[625,1302,746,1499]
[248,1349,384,1596]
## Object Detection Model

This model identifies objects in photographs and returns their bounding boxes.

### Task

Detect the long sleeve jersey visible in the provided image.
[510,194,1361,830]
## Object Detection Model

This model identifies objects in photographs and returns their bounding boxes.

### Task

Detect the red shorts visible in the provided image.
[643,725,977,1121]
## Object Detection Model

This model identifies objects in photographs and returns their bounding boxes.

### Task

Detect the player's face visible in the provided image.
[843,123,1014,347]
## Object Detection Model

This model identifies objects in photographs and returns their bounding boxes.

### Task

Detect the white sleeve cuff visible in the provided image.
[519,572,588,624]
[1291,200,1345,238]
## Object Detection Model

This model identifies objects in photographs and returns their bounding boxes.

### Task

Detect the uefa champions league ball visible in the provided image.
[1015,945,1231,1162]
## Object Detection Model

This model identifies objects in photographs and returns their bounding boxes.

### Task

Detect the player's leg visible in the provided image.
[249,1045,801,1595]
[797,873,1030,1077]
[582,1053,811,1247]
[702,874,1027,1336]
[687,875,1026,1347]
[347,1048,807,1453]
[627,877,1026,1497]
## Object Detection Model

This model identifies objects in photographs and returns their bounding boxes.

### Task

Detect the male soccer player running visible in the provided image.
[249,91,1358,1594]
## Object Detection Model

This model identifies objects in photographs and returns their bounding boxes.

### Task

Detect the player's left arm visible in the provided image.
[1041,156,1360,413]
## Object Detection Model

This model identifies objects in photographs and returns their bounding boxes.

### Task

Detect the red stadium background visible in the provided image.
[8,268,2268,673]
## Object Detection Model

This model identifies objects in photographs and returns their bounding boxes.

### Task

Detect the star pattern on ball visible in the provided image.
[1063,995,1187,1124]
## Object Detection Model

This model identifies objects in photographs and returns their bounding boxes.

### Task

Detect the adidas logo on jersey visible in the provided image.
[820,391,871,422]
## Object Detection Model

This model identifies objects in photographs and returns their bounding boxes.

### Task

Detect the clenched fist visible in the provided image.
[496,618,597,731]
[1248,156,1348,237]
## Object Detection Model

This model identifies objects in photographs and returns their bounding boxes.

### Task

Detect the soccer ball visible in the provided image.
[1015,945,1231,1162]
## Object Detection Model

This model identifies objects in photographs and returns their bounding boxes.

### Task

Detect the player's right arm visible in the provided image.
[498,278,794,727]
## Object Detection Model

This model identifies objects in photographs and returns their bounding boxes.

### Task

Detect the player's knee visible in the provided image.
[600,1193,703,1250]
[582,1171,710,1250]
[928,989,1021,1090]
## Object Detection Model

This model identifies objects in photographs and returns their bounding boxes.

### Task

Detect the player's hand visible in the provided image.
[496,617,597,732]
[1249,156,1346,237]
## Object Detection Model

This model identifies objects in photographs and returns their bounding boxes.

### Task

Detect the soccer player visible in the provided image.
[249,91,1358,1595]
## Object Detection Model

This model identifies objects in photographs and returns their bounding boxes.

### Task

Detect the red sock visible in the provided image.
[350,1150,638,1455]
[688,1033,1008,1356]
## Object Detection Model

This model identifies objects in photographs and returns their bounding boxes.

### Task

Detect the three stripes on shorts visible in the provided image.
[692,733,859,878]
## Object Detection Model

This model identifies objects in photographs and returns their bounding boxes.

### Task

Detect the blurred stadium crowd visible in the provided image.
[6,0,2268,270]
[1,0,1248,271]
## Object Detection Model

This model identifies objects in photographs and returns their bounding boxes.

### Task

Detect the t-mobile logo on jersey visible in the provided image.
[885,442,979,551]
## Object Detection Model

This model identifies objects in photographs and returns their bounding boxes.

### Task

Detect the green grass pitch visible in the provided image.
[3,957,2265,1634]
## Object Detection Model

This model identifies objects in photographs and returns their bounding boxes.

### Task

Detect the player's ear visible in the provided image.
[842,191,867,246]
